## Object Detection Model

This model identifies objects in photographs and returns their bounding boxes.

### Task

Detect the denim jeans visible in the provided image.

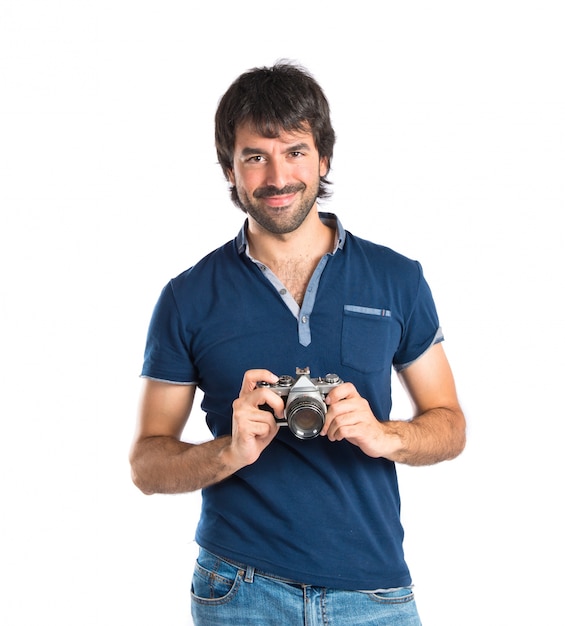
[191,548,422,625]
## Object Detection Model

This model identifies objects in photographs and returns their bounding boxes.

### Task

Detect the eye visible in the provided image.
[245,155,265,163]
[289,151,304,158]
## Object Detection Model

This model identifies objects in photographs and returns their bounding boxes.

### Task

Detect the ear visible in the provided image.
[320,157,329,178]
[227,169,235,184]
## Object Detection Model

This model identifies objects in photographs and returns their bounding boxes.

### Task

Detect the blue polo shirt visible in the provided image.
[141,213,442,590]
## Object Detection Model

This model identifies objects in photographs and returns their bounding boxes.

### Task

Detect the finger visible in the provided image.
[236,412,278,439]
[233,388,285,420]
[323,412,357,441]
[255,389,285,420]
[324,382,358,405]
[239,369,279,395]
[321,399,361,437]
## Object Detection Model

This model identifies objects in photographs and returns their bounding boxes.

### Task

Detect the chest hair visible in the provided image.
[270,256,319,307]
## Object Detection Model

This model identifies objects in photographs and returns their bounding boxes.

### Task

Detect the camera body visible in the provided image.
[257,367,343,439]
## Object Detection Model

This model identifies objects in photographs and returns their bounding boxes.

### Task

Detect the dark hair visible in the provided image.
[215,61,336,208]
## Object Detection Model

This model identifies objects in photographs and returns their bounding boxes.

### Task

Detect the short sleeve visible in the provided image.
[392,262,443,371]
[140,281,198,384]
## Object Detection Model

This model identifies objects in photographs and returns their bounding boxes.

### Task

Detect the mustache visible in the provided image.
[253,183,306,199]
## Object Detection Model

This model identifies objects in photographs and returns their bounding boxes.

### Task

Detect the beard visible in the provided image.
[235,180,321,235]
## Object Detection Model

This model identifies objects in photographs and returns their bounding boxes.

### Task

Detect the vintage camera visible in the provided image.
[257,367,343,439]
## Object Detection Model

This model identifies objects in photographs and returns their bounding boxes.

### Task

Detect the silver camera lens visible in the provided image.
[285,396,326,439]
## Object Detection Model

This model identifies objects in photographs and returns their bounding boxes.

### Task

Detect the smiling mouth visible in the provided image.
[262,193,296,208]
[254,184,304,209]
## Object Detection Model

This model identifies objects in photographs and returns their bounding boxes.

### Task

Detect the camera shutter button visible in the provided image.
[278,375,294,386]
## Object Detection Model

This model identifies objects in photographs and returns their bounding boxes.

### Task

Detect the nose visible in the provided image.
[264,157,288,190]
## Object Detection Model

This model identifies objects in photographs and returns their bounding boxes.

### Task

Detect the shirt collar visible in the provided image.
[236,212,346,255]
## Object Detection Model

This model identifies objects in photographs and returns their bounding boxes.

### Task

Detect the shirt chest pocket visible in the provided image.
[341,305,397,373]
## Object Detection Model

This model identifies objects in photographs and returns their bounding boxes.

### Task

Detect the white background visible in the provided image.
[1,1,563,624]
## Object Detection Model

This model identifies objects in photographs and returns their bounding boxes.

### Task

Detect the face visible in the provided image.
[228,123,328,235]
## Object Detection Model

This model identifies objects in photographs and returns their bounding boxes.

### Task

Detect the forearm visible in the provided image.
[130,435,239,494]
[381,406,466,466]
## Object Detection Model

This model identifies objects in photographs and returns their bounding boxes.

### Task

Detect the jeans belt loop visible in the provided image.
[244,565,255,583]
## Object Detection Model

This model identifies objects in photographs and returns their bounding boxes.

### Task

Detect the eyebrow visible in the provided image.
[240,142,311,157]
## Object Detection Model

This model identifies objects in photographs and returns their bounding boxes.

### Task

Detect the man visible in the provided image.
[130,62,466,625]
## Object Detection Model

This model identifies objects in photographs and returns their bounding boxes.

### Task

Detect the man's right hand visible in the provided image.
[228,369,284,468]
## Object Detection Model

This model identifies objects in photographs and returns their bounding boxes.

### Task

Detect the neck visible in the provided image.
[246,208,334,266]
[246,210,335,307]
